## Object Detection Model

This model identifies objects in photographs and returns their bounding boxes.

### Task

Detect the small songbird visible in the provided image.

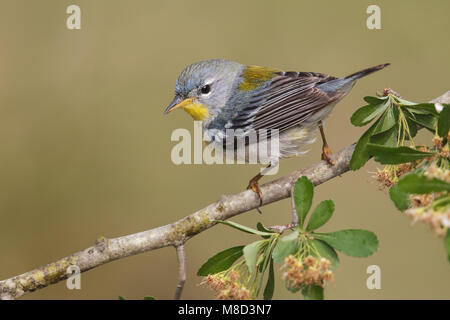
[164,59,389,202]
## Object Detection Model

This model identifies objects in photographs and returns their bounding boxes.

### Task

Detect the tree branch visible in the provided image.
[1,91,448,300]
[0,144,353,300]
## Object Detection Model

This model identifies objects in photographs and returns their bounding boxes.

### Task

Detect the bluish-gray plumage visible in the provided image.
[167,59,389,161]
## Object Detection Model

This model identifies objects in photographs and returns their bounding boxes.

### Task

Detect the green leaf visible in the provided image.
[258,238,275,275]
[306,200,335,231]
[403,108,418,138]
[256,253,265,272]
[258,244,270,273]
[372,107,397,135]
[263,260,275,300]
[302,285,324,300]
[407,103,439,116]
[432,195,450,211]
[257,222,275,239]
[408,113,436,132]
[397,173,450,194]
[396,97,416,106]
[213,220,273,237]
[118,296,126,300]
[364,96,387,105]
[367,144,434,165]
[143,296,156,300]
[272,230,300,263]
[437,104,450,138]
[244,240,266,275]
[389,184,411,210]
[257,241,274,292]
[350,117,382,170]
[314,229,379,257]
[311,239,339,268]
[445,230,450,262]
[350,102,389,127]
[197,246,244,276]
[293,176,314,228]
[369,126,397,147]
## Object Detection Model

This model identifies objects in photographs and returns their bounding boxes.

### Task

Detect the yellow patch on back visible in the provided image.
[238,65,279,91]
[182,102,209,120]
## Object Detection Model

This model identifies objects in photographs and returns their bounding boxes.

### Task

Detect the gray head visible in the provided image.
[164,59,243,120]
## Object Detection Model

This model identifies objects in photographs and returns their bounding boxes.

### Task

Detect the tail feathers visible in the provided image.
[317,63,390,94]
[344,63,390,82]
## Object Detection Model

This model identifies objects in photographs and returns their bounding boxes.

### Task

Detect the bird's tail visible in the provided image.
[344,63,390,82]
[317,63,390,94]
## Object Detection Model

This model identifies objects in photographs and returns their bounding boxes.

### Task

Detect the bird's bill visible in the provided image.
[164,97,195,114]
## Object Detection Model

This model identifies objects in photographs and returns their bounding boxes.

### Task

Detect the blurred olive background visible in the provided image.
[0,0,449,300]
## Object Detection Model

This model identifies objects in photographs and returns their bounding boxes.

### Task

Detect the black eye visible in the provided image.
[200,84,211,95]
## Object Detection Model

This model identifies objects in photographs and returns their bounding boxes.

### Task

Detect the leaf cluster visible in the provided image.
[350,94,449,169]
[197,177,378,300]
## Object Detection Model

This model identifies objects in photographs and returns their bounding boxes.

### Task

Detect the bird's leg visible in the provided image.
[246,161,274,212]
[247,172,263,208]
[319,121,335,166]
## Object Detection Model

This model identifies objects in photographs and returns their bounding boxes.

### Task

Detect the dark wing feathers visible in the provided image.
[230,71,344,134]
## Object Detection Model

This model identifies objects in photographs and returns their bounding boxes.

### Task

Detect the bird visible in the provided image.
[164,59,389,204]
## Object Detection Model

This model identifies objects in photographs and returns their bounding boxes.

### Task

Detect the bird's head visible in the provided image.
[164,59,243,121]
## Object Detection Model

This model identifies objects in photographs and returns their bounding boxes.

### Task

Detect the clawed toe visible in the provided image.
[247,177,263,213]
[321,145,335,166]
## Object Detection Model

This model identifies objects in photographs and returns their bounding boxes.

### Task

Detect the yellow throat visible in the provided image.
[182,100,209,121]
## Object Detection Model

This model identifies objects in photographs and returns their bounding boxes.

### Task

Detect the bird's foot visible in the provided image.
[247,179,263,213]
[321,145,335,166]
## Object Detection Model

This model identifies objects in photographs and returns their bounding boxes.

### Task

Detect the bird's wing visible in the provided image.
[230,71,346,134]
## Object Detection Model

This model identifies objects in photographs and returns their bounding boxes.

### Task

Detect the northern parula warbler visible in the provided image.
[164,59,389,201]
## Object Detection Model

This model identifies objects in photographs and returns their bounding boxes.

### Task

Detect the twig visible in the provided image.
[267,184,298,234]
[174,245,186,300]
[1,91,448,300]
